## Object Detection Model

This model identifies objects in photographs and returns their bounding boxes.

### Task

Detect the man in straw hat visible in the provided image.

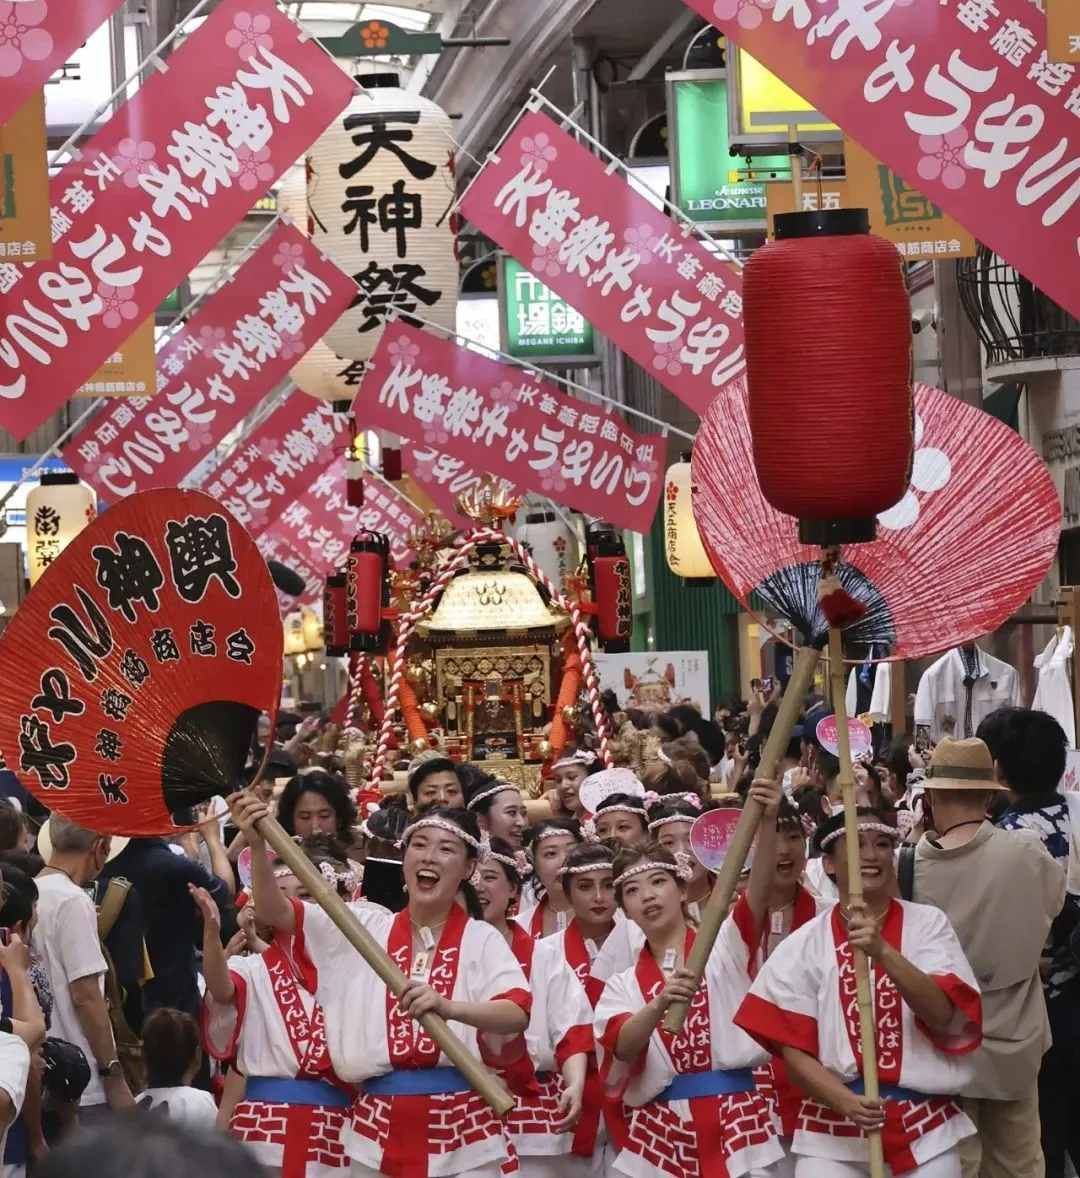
[904,738,1065,1178]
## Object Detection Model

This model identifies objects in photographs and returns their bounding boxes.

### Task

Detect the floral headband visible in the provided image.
[612,851,694,888]
[400,816,482,852]
[465,779,520,811]
[481,845,532,877]
[318,859,359,895]
[533,825,581,844]
[581,819,601,843]
[817,820,899,852]
[562,855,615,876]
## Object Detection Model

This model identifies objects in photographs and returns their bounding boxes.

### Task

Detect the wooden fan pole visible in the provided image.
[252,811,514,1117]
[664,643,820,1033]
[827,626,885,1178]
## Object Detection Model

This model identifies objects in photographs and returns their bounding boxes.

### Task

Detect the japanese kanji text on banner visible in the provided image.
[357,320,662,532]
[0,0,354,441]
[679,0,1080,332]
[63,223,357,499]
[459,109,744,416]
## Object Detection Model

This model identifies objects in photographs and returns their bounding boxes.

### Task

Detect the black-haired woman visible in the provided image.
[517,819,582,939]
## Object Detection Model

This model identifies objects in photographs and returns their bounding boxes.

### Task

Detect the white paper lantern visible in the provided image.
[25,473,96,586]
[307,82,458,362]
[664,457,716,580]
[278,168,309,236]
[300,605,324,651]
[284,611,307,656]
[516,507,582,593]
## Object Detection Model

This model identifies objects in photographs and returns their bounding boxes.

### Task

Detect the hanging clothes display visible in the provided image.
[914,646,1022,744]
[1033,627,1075,748]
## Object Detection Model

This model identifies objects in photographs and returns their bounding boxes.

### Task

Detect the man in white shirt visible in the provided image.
[33,816,134,1121]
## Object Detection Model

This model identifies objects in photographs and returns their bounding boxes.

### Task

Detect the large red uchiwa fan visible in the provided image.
[0,490,283,835]
[692,382,1059,660]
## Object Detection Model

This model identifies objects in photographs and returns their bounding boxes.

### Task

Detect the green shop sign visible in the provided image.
[667,70,787,233]
[499,255,597,365]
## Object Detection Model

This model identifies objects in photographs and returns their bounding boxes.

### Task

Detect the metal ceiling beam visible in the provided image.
[625,7,699,81]
[419,0,600,165]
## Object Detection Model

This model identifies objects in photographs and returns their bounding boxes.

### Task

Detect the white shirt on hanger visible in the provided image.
[1033,627,1075,747]
[914,646,1022,744]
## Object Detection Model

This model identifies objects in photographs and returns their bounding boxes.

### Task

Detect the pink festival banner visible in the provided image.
[0,0,354,440]
[358,321,662,532]
[257,530,323,610]
[459,109,745,416]
[203,395,347,536]
[63,223,356,498]
[404,446,517,529]
[275,458,419,571]
[0,0,127,127]
[683,0,1080,326]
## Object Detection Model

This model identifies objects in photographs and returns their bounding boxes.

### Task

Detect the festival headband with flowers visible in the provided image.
[581,818,601,844]
[465,778,520,811]
[612,851,694,888]
[562,850,616,876]
[553,749,600,770]
[399,816,483,853]
[318,859,360,895]
[480,845,532,877]
[817,820,900,852]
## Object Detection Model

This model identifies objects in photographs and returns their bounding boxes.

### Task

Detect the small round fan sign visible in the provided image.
[815,715,873,760]
[690,809,751,874]
[238,844,276,889]
[579,767,645,818]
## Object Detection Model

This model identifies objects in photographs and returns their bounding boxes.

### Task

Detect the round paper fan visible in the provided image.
[692,382,1059,660]
[0,489,283,836]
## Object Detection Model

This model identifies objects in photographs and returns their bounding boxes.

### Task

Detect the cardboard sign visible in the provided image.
[460,109,746,415]
[1047,0,1080,64]
[0,489,283,835]
[682,0,1080,341]
[816,714,874,760]
[690,808,751,873]
[0,0,354,440]
[76,317,156,397]
[579,767,645,817]
[0,90,50,262]
[357,320,663,533]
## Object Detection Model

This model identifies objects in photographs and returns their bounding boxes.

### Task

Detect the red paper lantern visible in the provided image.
[323,572,348,657]
[346,532,388,653]
[742,208,913,545]
[586,523,632,653]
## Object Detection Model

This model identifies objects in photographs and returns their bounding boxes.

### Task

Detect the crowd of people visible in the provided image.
[0,693,1074,1178]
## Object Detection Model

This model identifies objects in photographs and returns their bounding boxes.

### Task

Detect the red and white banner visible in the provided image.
[257,530,323,610]
[0,0,354,440]
[275,458,419,571]
[682,0,1080,328]
[459,109,744,416]
[63,224,356,498]
[202,395,346,536]
[357,321,662,532]
[0,0,126,127]
[405,446,517,528]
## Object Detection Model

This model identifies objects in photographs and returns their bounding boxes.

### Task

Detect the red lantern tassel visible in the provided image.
[818,553,867,630]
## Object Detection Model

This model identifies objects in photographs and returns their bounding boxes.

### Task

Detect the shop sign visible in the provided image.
[76,316,156,397]
[729,44,840,145]
[682,0,1080,335]
[0,0,354,440]
[1047,0,1080,64]
[460,108,746,415]
[500,254,596,363]
[0,91,49,262]
[668,70,789,232]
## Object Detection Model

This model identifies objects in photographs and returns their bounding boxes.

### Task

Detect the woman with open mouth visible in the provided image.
[516,818,582,938]
[475,836,594,1178]
[735,807,983,1178]
[593,836,784,1178]
[231,794,530,1178]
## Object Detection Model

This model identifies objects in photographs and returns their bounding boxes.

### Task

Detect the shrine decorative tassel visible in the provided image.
[818,549,867,630]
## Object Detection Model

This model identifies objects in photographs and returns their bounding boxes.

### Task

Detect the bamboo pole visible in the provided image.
[828,627,885,1178]
[252,812,515,1117]
[664,643,820,1033]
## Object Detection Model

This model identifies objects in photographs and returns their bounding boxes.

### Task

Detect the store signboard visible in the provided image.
[499,254,597,364]
[728,44,840,149]
[668,70,788,232]
[75,316,156,396]
[0,91,49,261]
[1047,0,1080,63]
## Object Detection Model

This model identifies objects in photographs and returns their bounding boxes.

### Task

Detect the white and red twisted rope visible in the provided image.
[367,526,613,783]
[344,652,366,732]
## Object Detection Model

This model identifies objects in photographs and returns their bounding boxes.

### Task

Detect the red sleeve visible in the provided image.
[555,1022,594,1069]
[734,990,819,1059]
[596,1012,648,1099]
[477,1030,534,1092]
[916,973,983,1056]
[201,969,247,1063]
[492,986,533,1017]
[288,897,319,993]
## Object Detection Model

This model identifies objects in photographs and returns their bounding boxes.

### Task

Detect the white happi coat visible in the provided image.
[503,928,594,1159]
[593,919,782,1178]
[735,899,981,1175]
[291,898,531,1178]
[202,938,351,1178]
